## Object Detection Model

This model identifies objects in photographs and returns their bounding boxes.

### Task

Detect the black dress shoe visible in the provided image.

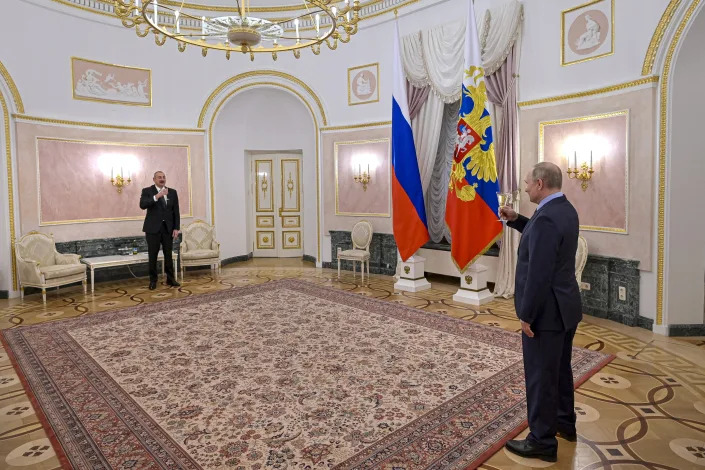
[557,428,577,442]
[505,439,557,462]
[167,280,181,287]
[149,281,157,290]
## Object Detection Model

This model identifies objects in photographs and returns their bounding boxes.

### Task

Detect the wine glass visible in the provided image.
[496,192,513,222]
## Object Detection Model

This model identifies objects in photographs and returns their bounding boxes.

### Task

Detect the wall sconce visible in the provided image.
[566,151,595,191]
[353,163,371,191]
[110,166,132,193]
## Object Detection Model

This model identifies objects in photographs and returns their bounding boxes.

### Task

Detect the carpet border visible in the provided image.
[0,330,72,470]
[461,352,616,470]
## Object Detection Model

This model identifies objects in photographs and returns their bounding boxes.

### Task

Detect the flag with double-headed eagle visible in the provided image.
[445,0,502,273]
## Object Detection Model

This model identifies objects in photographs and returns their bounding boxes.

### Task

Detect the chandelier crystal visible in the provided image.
[113,0,361,60]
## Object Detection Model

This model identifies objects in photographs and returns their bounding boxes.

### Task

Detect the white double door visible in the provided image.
[251,154,304,258]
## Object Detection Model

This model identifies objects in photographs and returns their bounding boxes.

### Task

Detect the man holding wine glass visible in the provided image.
[499,161,582,463]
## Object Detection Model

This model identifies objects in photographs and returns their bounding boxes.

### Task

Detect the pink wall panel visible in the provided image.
[541,112,628,232]
[335,139,390,216]
[37,138,191,224]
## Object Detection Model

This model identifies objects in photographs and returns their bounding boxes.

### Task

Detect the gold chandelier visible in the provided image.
[113,0,361,60]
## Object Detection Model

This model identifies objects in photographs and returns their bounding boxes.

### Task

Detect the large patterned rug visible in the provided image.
[1,280,612,469]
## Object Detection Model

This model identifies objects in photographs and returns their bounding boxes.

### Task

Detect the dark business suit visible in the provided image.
[140,185,180,283]
[507,195,582,450]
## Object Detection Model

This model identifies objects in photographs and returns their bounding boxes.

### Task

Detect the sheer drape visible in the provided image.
[485,45,520,298]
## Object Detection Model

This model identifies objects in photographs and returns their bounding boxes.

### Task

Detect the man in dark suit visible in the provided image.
[140,170,181,290]
[500,162,582,463]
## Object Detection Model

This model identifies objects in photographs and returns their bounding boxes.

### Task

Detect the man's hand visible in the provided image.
[520,320,534,338]
[156,188,168,199]
[172,229,180,240]
[500,206,518,222]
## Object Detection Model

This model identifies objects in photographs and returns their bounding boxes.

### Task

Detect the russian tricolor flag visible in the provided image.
[391,21,429,261]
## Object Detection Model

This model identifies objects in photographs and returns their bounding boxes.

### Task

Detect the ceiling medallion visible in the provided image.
[113,0,361,60]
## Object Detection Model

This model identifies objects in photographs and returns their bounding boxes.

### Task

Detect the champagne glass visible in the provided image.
[496,192,513,222]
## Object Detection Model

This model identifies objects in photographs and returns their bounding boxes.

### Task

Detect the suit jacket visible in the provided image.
[507,195,582,331]
[139,185,180,234]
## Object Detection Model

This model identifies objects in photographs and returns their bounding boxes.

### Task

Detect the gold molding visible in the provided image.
[321,121,392,131]
[280,158,301,212]
[334,138,391,217]
[256,215,275,228]
[256,230,275,249]
[518,76,659,108]
[561,0,615,66]
[0,90,17,289]
[199,71,327,128]
[282,230,302,250]
[643,0,682,76]
[656,0,701,326]
[71,57,152,107]
[347,62,380,106]
[34,137,193,225]
[538,110,629,234]
[255,159,274,213]
[207,81,322,261]
[282,215,301,228]
[0,60,24,114]
[14,114,204,133]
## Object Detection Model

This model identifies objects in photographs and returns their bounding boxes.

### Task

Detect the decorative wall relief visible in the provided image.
[348,63,379,106]
[561,0,614,66]
[36,138,191,225]
[335,138,391,217]
[71,57,152,106]
[539,110,628,233]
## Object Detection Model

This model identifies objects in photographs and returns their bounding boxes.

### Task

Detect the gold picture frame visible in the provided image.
[561,0,614,66]
[71,57,152,106]
[538,110,629,233]
[348,63,380,106]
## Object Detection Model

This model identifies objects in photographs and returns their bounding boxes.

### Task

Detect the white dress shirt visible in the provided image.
[153,185,168,204]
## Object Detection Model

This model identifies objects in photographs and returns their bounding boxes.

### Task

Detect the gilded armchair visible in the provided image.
[337,220,373,284]
[179,220,221,280]
[15,231,87,303]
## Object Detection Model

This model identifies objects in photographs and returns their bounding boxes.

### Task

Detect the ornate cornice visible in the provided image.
[321,121,391,131]
[13,114,204,133]
[518,77,660,108]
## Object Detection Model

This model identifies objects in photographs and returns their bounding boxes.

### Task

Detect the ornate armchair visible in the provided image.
[576,235,588,289]
[337,220,373,284]
[15,231,87,303]
[179,220,221,280]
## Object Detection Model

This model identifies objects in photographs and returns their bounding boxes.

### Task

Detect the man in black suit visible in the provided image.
[140,170,181,290]
[500,162,582,463]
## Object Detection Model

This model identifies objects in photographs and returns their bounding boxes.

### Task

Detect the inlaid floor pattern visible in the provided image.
[0,259,703,469]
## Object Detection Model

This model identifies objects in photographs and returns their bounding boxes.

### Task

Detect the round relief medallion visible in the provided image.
[5,438,55,467]
[352,70,377,101]
[0,402,35,420]
[589,372,632,389]
[574,401,600,422]
[669,438,705,466]
[568,10,609,55]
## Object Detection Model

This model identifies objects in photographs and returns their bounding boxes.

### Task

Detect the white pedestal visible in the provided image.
[394,256,432,292]
[452,263,494,305]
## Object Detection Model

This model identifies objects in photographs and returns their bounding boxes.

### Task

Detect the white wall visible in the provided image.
[212,87,316,260]
[2,0,669,129]
[665,7,705,326]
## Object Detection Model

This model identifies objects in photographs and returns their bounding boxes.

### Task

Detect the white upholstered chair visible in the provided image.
[576,235,588,290]
[337,220,373,284]
[179,220,221,280]
[15,231,87,303]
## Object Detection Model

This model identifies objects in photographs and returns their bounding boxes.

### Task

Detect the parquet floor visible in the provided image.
[1,259,703,469]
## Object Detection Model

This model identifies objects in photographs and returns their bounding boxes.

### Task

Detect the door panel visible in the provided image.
[252,155,303,258]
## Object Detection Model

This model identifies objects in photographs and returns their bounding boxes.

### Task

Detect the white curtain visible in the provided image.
[413,94,444,192]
